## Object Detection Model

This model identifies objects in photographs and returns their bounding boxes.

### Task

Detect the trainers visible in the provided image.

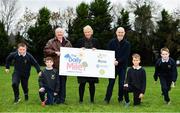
[25,95,28,101]
[125,102,130,107]
[14,98,21,104]
[166,101,171,105]
[41,101,46,107]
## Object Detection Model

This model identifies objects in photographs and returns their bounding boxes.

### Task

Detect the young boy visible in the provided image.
[123,53,146,107]
[5,43,41,104]
[154,47,177,104]
[39,57,60,106]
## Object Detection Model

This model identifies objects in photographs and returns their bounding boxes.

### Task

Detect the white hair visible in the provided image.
[83,25,93,34]
[55,27,65,33]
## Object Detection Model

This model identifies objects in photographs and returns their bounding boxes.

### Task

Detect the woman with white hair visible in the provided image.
[76,25,100,103]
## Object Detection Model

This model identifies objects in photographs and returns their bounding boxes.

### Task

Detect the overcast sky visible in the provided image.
[18,0,180,12]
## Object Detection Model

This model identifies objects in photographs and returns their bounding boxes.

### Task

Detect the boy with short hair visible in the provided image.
[154,47,177,104]
[5,42,41,104]
[124,53,146,107]
[39,57,60,106]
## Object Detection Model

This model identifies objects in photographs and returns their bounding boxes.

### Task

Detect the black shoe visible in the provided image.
[104,99,109,104]
[25,95,28,101]
[14,97,21,104]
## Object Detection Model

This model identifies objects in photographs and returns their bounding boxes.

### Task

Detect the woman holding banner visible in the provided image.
[76,25,100,103]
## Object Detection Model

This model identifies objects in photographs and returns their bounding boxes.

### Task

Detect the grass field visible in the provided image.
[0,66,179,112]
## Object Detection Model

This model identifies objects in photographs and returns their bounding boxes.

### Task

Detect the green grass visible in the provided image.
[0,66,180,112]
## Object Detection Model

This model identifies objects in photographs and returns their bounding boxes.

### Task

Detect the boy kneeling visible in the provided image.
[123,54,146,107]
[39,57,60,106]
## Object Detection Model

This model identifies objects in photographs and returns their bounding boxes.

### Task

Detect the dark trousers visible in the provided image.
[124,85,141,105]
[57,76,67,103]
[12,72,29,99]
[79,82,95,102]
[39,87,55,105]
[159,76,171,102]
[105,68,126,102]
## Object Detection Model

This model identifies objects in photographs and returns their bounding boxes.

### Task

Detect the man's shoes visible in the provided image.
[104,99,109,104]
[14,97,21,104]
[25,95,28,101]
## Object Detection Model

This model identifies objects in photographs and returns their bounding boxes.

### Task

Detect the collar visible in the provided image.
[132,66,141,70]
[161,58,169,62]
[18,52,26,57]
[45,67,53,70]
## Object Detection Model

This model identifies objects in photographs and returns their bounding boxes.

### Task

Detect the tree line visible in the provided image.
[0,0,180,65]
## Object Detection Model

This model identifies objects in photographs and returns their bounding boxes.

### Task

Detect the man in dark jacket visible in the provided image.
[5,43,41,104]
[104,27,131,103]
[44,27,72,104]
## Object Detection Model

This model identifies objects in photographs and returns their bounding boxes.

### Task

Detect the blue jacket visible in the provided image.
[6,51,41,76]
[108,38,130,69]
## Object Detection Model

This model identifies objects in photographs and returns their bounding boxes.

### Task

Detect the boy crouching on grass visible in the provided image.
[39,57,60,106]
[154,47,177,105]
[123,53,146,107]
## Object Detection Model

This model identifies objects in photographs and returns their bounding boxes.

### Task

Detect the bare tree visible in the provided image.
[16,8,37,39]
[0,0,19,34]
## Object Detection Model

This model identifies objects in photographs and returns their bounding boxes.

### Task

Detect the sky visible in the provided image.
[18,0,180,13]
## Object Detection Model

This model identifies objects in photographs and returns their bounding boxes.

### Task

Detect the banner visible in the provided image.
[59,47,115,78]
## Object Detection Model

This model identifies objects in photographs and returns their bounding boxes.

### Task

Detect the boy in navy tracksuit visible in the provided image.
[5,43,41,104]
[124,54,146,107]
[154,47,178,104]
[39,57,60,106]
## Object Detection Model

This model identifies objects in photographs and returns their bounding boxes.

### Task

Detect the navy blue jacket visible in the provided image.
[5,51,41,76]
[38,68,60,93]
[125,67,146,94]
[154,57,178,82]
[108,38,130,69]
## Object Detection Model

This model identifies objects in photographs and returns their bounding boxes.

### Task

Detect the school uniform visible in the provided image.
[154,58,178,103]
[76,37,100,103]
[5,51,41,101]
[39,68,60,105]
[124,66,146,105]
[105,38,130,103]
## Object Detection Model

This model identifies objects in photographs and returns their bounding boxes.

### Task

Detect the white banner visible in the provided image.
[59,47,115,78]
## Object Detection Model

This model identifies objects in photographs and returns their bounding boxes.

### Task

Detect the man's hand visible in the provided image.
[5,69,9,73]
[55,52,60,56]
[39,87,45,92]
[114,60,118,66]
[92,48,96,51]
[139,93,144,99]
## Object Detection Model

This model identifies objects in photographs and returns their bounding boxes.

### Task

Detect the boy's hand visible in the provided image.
[139,93,144,98]
[5,69,9,73]
[124,84,128,87]
[171,81,175,88]
[39,87,45,92]
[54,92,58,96]
[38,72,42,76]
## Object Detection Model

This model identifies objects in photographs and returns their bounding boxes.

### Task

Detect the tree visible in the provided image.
[127,0,157,64]
[69,2,91,46]
[0,21,9,64]
[27,7,54,64]
[89,0,113,49]
[0,0,19,34]
[117,8,131,32]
